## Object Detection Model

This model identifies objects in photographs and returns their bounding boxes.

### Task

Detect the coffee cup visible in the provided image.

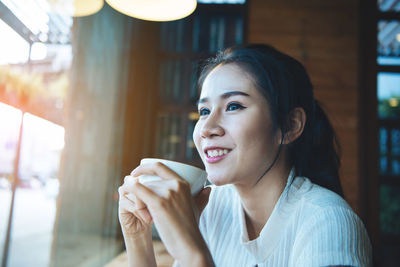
[136,158,208,195]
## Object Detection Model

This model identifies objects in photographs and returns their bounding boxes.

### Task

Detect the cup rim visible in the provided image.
[141,158,206,173]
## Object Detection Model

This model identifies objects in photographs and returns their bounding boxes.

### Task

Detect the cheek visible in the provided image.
[235,117,276,154]
[192,122,202,153]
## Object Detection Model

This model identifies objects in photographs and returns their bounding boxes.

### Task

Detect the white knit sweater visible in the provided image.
[197,171,372,267]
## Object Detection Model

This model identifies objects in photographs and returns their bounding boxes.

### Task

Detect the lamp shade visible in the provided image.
[48,0,104,17]
[71,0,104,17]
[105,0,197,21]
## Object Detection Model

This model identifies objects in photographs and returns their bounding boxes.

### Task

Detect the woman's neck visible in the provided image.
[234,159,291,240]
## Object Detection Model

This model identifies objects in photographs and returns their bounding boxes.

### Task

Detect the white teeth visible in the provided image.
[206,149,229,158]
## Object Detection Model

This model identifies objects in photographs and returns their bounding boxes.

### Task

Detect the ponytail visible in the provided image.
[292,101,343,196]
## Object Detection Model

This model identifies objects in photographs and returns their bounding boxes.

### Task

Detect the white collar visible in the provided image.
[237,168,301,262]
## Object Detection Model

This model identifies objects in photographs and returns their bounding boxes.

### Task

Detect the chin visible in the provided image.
[209,179,227,186]
[206,172,232,186]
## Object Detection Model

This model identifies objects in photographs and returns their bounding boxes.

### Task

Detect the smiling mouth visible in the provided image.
[203,148,232,164]
[206,149,229,158]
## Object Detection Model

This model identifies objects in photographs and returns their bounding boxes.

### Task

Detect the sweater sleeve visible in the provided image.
[290,206,372,267]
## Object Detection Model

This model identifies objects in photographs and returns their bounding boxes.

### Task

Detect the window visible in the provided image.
[0,1,71,266]
[377,0,400,240]
[362,0,400,265]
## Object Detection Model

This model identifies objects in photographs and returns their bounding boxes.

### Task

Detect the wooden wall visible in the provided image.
[247,0,361,212]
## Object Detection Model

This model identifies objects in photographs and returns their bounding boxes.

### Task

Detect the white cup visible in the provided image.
[138,158,208,195]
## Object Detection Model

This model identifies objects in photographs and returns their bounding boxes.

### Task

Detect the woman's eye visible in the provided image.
[199,108,210,116]
[226,102,245,111]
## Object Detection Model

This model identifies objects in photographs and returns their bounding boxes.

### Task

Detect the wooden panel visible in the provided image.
[248,0,361,212]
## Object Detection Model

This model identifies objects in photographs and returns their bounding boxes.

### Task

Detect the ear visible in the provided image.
[283,107,306,145]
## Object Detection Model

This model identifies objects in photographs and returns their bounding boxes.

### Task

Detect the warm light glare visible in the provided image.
[0,19,30,65]
[2,0,50,35]
[31,42,48,61]
[49,0,104,17]
[377,73,400,102]
[23,113,65,151]
[397,33,400,43]
[188,112,199,120]
[72,0,104,17]
[389,98,399,107]
[105,0,197,21]
[0,102,22,130]
[0,102,22,173]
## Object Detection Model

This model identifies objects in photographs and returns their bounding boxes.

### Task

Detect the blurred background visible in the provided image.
[0,0,399,266]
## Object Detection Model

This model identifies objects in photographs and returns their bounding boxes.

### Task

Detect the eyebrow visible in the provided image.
[197,91,250,105]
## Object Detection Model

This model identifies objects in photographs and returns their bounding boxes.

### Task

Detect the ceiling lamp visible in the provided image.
[72,0,104,17]
[105,0,197,21]
[48,0,104,17]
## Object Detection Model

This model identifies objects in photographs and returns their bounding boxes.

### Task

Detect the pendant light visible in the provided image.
[48,0,104,17]
[105,0,197,21]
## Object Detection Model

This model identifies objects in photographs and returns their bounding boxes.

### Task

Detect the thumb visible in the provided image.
[194,186,212,215]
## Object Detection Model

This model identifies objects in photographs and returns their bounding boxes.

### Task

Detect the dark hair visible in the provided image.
[198,44,343,197]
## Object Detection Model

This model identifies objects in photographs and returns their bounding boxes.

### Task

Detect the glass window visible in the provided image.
[380,128,389,174]
[378,0,400,12]
[381,128,388,155]
[377,20,400,66]
[378,126,400,175]
[186,112,200,162]
[155,113,183,160]
[192,14,243,53]
[381,155,389,174]
[190,60,200,103]
[377,72,400,119]
[375,1,400,265]
[0,19,29,64]
[159,60,184,104]
[0,103,22,265]
[0,111,64,266]
[380,185,400,235]
[391,128,400,155]
[392,129,400,175]
[160,20,188,52]
[378,56,400,65]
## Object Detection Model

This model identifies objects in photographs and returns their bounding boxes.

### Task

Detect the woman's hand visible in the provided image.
[118,176,158,267]
[129,162,214,266]
[118,175,154,236]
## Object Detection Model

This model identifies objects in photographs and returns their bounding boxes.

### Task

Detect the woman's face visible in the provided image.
[193,64,281,186]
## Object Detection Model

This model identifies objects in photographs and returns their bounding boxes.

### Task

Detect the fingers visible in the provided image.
[137,208,153,224]
[131,162,183,182]
[119,176,152,222]
[130,181,163,208]
[119,197,153,225]
[119,194,153,223]
[119,175,164,219]
[194,186,212,214]
[119,195,135,213]
[119,176,146,209]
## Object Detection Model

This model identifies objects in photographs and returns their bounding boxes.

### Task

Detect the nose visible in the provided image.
[200,111,225,138]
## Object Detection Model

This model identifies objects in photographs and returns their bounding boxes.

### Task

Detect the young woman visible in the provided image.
[118,44,372,267]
